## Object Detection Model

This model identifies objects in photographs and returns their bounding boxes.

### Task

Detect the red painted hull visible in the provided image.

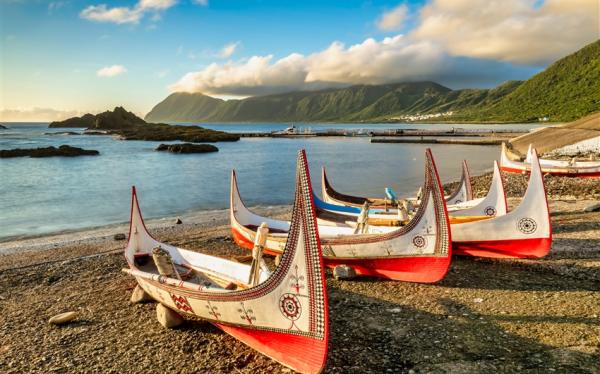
[215,323,328,374]
[500,166,600,178]
[232,228,450,283]
[453,237,551,258]
[323,256,450,283]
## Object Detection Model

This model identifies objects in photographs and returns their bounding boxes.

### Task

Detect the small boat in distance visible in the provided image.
[272,124,317,137]
[501,143,600,177]
[122,152,329,373]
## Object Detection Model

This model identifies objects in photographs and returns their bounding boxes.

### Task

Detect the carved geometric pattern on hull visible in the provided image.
[517,218,537,234]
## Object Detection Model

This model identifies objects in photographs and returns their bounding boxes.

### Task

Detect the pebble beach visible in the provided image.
[1,174,599,373]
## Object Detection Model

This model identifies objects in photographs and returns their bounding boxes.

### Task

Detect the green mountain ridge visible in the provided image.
[146,40,600,123]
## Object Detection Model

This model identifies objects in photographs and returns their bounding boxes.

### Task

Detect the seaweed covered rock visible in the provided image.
[156,143,219,153]
[0,145,99,158]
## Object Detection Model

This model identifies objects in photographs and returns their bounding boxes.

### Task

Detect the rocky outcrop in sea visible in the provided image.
[0,145,99,158]
[49,107,239,143]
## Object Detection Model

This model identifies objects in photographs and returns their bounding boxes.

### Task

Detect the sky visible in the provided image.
[0,0,598,121]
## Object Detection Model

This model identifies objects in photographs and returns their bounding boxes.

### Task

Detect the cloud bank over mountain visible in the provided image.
[171,0,598,97]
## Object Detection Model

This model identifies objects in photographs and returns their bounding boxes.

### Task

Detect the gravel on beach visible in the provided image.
[1,175,599,373]
[444,171,600,200]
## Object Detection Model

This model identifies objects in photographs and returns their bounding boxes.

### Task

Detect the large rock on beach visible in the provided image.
[130,285,154,304]
[156,303,184,328]
[333,264,357,280]
[48,311,77,325]
[0,145,99,158]
[156,143,218,154]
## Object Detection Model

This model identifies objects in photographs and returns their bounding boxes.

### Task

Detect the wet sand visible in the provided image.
[1,177,599,373]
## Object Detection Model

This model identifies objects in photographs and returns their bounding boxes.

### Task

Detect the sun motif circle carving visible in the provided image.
[517,218,537,234]
[279,293,302,321]
[484,206,496,216]
[412,235,427,248]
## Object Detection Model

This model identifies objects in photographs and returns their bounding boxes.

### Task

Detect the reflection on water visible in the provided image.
[0,122,528,239]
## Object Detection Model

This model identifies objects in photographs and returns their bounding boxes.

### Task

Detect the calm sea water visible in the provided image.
[0,122,542,240]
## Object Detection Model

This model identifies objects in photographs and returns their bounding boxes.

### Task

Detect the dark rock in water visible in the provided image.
[49,106,239,143]
[0,145,99,158]
[0,124,8,129]
[49,107,143,129]
[175,218,183,224]
[48,113,96,128]
[156,143,219,153]
[113,233,127,241]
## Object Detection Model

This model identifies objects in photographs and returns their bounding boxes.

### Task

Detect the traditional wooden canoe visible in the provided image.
[316,150,550,258]
[231,149,452,283]
[452,148,552,258]
[500,143,600,177]
[321,160,473,208]
[313,160,507,224]
[122,154,329,374]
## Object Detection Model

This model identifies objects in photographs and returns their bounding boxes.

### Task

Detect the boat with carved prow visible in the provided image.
[452,147,552,258]
[231,149,452,283]
[321,160,473,208]
[500,143,600,177]
[316,152,550,258]
[122,154,329,373]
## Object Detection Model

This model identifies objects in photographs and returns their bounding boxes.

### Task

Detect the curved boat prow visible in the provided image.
[453,147,552,258]
[223,151,329,373]
[125,187,160,265]
[450,161,507,217]
[445,160,473,205]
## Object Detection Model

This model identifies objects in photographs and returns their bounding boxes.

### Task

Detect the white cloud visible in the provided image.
[412,0,599,65]
[80,0,176,24]
[138,0,176,10]
[0,108,87,122]
[80,5,142,24]
[218,41,240,58]
[377,4,408,31]
[170,36,455,96]
[97,65,127,77]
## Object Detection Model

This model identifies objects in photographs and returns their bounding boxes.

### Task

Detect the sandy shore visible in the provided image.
[1,175,599,373]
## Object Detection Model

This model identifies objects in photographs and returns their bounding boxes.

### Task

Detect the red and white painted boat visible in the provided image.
[231,149,452,283]
[452,148,552,258]
[501,143,600,177]
[321,160,474,207]
[300,149,548,259]
[122,153,329,373]
[448,161,507,218]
